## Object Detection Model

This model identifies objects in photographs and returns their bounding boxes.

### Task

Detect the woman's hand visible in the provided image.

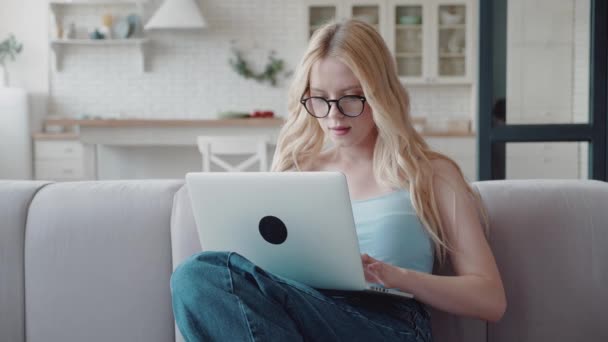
[361,254,407,288]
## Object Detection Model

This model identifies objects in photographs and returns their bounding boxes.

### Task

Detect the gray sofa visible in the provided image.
[1,179,607,342]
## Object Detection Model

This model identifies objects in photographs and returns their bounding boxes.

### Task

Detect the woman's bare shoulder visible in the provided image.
[429,157,469,191]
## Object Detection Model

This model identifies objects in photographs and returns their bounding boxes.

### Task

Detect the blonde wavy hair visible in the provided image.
[271,19,485,265]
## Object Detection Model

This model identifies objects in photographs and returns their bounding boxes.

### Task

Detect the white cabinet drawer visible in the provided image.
[35,160,85,180]
[35,140,83,160]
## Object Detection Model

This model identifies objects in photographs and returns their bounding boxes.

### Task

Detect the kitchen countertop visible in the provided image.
[43,117,285,128]
[39,117,474,138]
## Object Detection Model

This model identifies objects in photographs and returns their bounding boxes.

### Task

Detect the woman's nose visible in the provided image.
[327,102,344,119]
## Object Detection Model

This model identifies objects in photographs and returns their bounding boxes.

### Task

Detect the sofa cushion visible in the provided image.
[476,180,608,342]
[0,181,49,342]
[25,180,183,342]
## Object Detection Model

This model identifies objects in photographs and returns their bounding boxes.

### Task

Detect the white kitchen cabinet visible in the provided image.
[387,0,475,85]
[34,138,88,181]
[305,0,475,85]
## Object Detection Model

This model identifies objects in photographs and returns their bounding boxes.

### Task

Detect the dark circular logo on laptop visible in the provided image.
[258,216,288,245]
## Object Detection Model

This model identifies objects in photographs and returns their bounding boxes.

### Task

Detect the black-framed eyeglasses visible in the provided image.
[300,95,367,118]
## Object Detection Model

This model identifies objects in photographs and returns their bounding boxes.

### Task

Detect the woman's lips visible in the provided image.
[330,127,351,136]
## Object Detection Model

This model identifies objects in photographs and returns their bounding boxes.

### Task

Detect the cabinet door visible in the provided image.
[431,0,474,84]
[306,1,340,39]
[387,0,428,84]
[343,0,386,36]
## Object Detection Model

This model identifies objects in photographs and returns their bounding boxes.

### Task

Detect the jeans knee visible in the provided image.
[170,251,230,294]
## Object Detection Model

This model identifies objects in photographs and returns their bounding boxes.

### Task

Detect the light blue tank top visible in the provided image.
[352,190,434,274]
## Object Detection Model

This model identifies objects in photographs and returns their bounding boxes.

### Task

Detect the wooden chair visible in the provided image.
[196,135,271,172]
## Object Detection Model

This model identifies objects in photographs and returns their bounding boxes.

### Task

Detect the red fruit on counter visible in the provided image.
[250,110,274,118]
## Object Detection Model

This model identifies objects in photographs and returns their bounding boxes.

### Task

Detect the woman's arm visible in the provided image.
[363,159,507,322]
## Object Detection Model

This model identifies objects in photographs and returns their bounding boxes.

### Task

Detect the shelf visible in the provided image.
[50,0,148,15]
[51,38,148,45]
[439,52,465,58]
[396,24,422,29]
[50,0,148,5]
[439,24,466,30]
[50,38,150,72]
[49,0,149,72]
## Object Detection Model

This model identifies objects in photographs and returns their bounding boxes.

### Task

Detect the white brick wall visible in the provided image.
[49,0,471,120]
[408,85,471,119]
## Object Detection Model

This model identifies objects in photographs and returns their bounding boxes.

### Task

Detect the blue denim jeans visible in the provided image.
[171,251,432,342]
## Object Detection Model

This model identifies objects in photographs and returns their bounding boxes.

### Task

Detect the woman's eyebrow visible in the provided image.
[309,85,363,94]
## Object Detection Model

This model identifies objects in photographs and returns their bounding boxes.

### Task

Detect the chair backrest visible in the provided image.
[196,135,271,172]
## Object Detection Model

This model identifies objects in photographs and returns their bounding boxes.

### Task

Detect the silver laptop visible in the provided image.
[185,171,413,299]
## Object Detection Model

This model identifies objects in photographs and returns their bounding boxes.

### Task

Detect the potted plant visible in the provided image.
[0,34,23,87]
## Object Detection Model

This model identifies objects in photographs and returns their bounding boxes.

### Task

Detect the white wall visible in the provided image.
[0,0,50,179]
[0,0,49,129]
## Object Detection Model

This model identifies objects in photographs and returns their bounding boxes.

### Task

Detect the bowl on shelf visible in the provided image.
[112,16,132,39]
[440,10,463,25]
[399,15,421,25]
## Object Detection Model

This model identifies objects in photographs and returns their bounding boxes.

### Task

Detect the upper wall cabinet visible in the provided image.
[304,0,476,85]
[388,0,475,84]
[306,1,386,39]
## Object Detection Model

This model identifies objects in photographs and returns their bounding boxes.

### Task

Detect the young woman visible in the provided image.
[171,19,506,341]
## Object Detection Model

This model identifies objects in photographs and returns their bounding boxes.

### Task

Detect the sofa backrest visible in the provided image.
[23,180,182,342]
[474,180,608,342]
[0,181,49,342]
[2,179,607,342]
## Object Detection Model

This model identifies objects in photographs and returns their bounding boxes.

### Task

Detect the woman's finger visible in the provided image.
[363,267,377,283]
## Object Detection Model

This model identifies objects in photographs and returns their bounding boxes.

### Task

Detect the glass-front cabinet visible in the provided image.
[436,2,469,80]
[305,0,474,84]
[307,2,339,38]
[388,0,474,84]
[391,3,425,80]
[306,1,385,39]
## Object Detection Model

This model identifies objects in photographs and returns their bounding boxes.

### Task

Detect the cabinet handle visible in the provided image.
[62,168,74,174]
[64,148,73,153]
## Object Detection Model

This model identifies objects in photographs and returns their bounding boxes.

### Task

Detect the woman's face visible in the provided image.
[307,57,377,149]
